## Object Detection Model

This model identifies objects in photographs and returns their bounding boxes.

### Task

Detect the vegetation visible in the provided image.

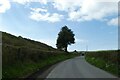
[56,26,75,52]
[2,32,56,51]
[85,50,119,77]
[2,32,78,78]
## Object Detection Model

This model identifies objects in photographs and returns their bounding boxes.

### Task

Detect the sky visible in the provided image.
[0,0,119,51]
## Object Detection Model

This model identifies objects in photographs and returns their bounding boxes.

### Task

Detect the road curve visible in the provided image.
[46,56,117,78]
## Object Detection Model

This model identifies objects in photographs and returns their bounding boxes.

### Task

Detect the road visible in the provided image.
[46,56,117,78]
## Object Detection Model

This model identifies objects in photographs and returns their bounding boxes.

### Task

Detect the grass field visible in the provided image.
[2,32,79,78]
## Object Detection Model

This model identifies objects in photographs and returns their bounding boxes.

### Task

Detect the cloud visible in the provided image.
[0,0,11,13]
[30,8,47,12]
[29,8,63,23]
[67,0,118,22]
[1,0,118,23]
[12,0,49,5]
[52,0,82,12]
[39,0,48,4]
[12,0,29,5]
[29,0,118,22]
[107,17,118,26]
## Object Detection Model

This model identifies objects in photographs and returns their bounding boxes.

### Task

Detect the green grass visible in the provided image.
[3,44,78,78]
[2,32,56,51]
[3,53,77,78]
[85,56,118,77]
[2,32,79,78]
[85,50,119,77]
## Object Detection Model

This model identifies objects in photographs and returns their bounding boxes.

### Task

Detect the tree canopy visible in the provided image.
[56,26,75,52]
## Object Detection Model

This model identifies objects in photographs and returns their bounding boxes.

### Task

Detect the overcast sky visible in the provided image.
[0,0,118,51]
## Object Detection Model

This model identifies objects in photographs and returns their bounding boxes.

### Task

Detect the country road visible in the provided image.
[46,56,117,78]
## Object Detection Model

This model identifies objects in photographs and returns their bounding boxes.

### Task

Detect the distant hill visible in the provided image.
[2,32,56,51]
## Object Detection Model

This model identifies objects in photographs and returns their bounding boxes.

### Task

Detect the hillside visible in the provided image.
[2,32,56,51]
[2,32,78,78]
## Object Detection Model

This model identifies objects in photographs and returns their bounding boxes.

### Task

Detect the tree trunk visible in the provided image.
[65,45,68,52]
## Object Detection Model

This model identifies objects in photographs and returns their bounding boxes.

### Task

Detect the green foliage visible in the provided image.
[85,50,119,77]
[56,26,75,52]
[2,32,78,78]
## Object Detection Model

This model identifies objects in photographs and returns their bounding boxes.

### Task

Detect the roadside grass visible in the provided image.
[2,32,79,78]
[3,53,78,78]
[85,56,118,77]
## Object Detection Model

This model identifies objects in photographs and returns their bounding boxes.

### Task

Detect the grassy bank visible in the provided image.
[2,32,79,78]
[3,50,77,78]
[85,50,119,77]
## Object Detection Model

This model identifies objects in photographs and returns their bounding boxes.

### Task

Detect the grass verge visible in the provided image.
[3,53,78,79]
[85,56,118,77]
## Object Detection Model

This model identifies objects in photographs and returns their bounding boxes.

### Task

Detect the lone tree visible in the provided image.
[56,26,75,52]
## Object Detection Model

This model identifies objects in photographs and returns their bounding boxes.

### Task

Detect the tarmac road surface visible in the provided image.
[46,56,117,78]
